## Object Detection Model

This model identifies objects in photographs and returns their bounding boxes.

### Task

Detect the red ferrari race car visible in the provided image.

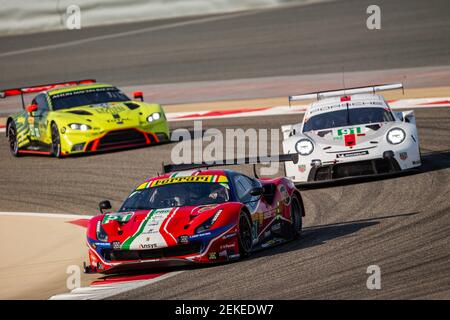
[85,155,305,273]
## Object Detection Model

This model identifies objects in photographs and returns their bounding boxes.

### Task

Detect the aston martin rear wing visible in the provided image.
[289,83,403,105]
[162,153,299,174]
[0,79,96,109]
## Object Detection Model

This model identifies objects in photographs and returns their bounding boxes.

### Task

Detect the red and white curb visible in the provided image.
[164,97,450,121]
[50,271,183,300]
[0,98,449,133]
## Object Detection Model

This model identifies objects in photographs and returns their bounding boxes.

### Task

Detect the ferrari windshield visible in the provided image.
[50,87,130,110]
[119,183,230,211]
[303,107,394,132]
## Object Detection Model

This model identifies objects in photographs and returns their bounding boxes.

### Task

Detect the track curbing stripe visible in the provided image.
[50,271,184,300]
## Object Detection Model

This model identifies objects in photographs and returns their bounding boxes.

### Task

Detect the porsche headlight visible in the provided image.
[195,209,223,234]
[96,221,108,242]
[69,123,91,131]
[147,112,161,122]
[387,128,406,145]
[295,139,314,156]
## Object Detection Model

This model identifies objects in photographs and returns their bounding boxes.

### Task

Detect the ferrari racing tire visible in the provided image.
[51,122,62,158]
[7,121,21,157]
[237,210,253,257]
[290,195,303,239]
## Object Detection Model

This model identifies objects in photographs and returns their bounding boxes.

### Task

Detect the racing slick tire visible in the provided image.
[7,121,21,157]
[237,211,253,257]
[51,122,62,158]
[290,195,303,239]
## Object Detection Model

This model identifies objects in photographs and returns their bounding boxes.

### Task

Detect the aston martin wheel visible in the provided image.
[237,211,253,257]
[51,123,62,158]
[290,196,303,239]
[7,121,20,157]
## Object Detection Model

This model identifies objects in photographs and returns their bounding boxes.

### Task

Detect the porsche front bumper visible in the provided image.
[285,140,421,183]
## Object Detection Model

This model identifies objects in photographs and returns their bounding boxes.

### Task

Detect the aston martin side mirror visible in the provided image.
[26,104,38,113]
[133,91,143,102]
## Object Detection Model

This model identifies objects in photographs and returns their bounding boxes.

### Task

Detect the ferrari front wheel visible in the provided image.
[7,121,20,157]
[290,196,303,239]
[51,123,62,158]
[237,211,253,257]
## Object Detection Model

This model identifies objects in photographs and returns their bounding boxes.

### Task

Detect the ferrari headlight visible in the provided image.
[147,112,161,122]
[295,139,314,156]
[96,221,108,242]
[387,128,406,145]
[69,123,91,131]
[195,209,223,234]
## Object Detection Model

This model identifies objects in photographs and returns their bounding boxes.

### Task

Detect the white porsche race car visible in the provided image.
[282,84,421,183]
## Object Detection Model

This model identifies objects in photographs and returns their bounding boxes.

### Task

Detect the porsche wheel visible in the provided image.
[51,123,62,158]
[7,121,20,157]
[290,196,303,239]
[237,211,253,257]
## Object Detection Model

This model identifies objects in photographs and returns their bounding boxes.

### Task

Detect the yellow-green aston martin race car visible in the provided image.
[2,80,169,157]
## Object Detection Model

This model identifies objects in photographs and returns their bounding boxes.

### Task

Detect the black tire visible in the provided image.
[290,196,303,239]
[50,122,62,158]
[7,121,20,157]
[237,211,253,257]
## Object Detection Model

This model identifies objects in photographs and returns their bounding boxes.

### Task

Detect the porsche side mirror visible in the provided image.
[249,187,264,196]
[133,91,144,102]
[26,104,38,113]
[402,112,416,124]
[99,200,112,214]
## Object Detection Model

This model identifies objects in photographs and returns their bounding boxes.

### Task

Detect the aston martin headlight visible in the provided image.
[69,123,91,131]
[387,128,406,145]
[195,209,223,234]
[147,112,161,122]
[295,139,314,156]
[96,221,108,242]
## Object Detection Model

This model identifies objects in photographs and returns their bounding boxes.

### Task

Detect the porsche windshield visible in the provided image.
[119,183,230,211]
[303,107,394,132]
[50,87,130,110]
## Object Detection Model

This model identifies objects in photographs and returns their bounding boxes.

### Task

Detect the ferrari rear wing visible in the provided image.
[289,83,403,104]
[162,153,299,174]
[0,79,96,109]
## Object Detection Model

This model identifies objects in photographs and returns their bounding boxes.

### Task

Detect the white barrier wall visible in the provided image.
[0,0,285,35]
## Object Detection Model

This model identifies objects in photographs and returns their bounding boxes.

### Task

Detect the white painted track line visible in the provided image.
[0,211,92,219]
[0,10,262,59]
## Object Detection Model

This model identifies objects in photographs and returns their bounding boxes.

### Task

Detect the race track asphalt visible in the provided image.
[0,0,449,88]
[0,108,449,299]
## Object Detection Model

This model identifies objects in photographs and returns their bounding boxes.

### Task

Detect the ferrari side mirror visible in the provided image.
[133,91,143,102]
[262,184,277,204]
[249,187,264,196]
[26,104,38,113]
[99,200,112,214]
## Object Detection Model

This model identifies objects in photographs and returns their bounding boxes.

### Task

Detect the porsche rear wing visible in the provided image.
[0,79,96,109]
[162,153,299,174]
[289,83,403,105]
